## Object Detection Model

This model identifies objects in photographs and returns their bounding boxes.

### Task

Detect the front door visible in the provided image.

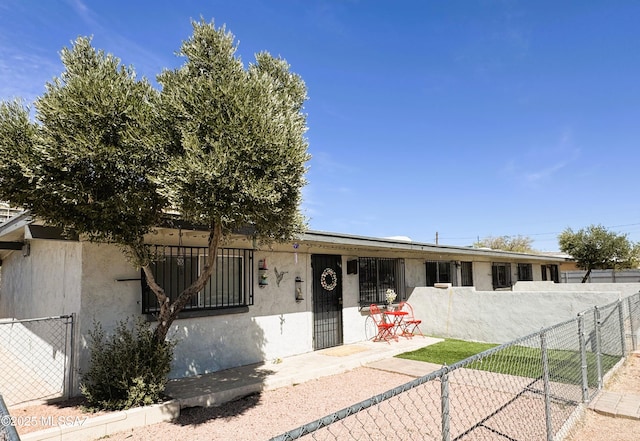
[312,254,343,350]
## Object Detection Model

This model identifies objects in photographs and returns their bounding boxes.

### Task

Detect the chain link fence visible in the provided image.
[271,293,640,441]
[0,315,74,407]
[0,394,19,441]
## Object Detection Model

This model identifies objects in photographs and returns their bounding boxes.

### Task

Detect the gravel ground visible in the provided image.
[9,354,640,440]
[564,353,640,441]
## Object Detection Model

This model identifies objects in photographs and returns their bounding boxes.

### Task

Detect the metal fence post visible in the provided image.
[628,296,637,351]
[618,300,627,357]
[68,313,76,399]
[540,330,554,441]
[577,314,590,403]
[441,370,450,441]
[0,394,20,441]
[594,307,603,389]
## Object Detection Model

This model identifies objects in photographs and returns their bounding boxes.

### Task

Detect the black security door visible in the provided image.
[312,254,343,350]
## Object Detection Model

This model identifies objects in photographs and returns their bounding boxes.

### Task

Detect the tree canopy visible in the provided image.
[473,235,535,253]
[0,19,310,341]
[0,38,165,245]
[558,224,639,283]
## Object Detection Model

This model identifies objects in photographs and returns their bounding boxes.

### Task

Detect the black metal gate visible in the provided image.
[312,254,343,350]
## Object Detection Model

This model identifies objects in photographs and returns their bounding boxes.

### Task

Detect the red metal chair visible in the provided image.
[398,301,424,337]
[369,304,395,343]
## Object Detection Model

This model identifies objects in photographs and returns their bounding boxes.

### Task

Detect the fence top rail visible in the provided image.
[0,314,73,325]
[577,292,640,317]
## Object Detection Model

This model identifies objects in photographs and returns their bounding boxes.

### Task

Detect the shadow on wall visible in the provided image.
[0,317,72,405]
[169,315,267,380]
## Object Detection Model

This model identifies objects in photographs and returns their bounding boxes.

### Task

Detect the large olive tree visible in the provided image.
[558,224,639,283]
[0,20,309,342]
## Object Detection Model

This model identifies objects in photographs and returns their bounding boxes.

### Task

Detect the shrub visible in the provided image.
[80,318,176,411]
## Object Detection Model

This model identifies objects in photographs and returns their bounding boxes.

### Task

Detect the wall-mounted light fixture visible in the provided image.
[258,259,268,287]
[295,276,304,301]
[347,259,358,275]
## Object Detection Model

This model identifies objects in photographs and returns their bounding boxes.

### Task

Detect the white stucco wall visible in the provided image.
[0,239,82,396]
[406,286,629,343]
[76,243,358,379]
[0,240,82,319]
[473,261,493,291]
[514,281,640,298]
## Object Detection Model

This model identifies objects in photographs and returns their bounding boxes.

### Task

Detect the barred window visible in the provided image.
[461,261,474,286]
[541,264,559,283]
[517,263,533,281]
[142,245,254,314]
[358,257,405,306]
[492,262,512,289]
[426,261,454,286]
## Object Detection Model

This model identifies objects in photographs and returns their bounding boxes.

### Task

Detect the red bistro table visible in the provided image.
[383,310,408,337]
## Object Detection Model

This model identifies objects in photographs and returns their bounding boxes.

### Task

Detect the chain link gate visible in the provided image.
[0,315,74,407]
[271,293,640,441]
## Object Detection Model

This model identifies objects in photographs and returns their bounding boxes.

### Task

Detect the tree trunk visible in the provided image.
[581,268,592,283]
[142,221,223,343]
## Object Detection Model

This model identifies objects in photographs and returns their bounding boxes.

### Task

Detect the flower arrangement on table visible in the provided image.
[385,288,397,306]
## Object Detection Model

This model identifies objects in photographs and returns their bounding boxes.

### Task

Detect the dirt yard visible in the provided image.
[563,352,640,441]
[8,353,640,440]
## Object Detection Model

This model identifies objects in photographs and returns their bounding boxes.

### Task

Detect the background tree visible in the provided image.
[558,224,639,283]
[0,20,309,343]
[473,235,535,253]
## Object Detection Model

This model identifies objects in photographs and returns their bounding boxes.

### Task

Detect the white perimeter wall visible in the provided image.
[406,285,631,343]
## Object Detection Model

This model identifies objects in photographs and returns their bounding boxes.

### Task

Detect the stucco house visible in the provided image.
[0,211,567,392]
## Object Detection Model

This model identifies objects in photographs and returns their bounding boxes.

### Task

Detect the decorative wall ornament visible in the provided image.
[320,267,337,291]
[274,267,288,287]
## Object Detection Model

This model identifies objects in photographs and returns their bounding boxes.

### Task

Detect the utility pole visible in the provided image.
[435,231,439,245]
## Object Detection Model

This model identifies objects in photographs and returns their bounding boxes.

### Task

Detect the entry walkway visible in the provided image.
[164,336,442,408]
[589,390,640,419]
[588,350,640,420]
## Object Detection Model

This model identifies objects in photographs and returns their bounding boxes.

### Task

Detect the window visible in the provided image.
[425,261,454,286]
[541,264,559,283]
[358,257,405,306]
[461,261,473,286]
[492,262,512,289]
[142,245,254,314]
[517,263,533,281]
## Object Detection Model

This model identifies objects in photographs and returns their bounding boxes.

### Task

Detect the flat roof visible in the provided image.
[0,211,567,263]
[301,230,567,262]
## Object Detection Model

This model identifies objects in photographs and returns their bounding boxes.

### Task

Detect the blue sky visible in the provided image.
[2,1,640,251]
